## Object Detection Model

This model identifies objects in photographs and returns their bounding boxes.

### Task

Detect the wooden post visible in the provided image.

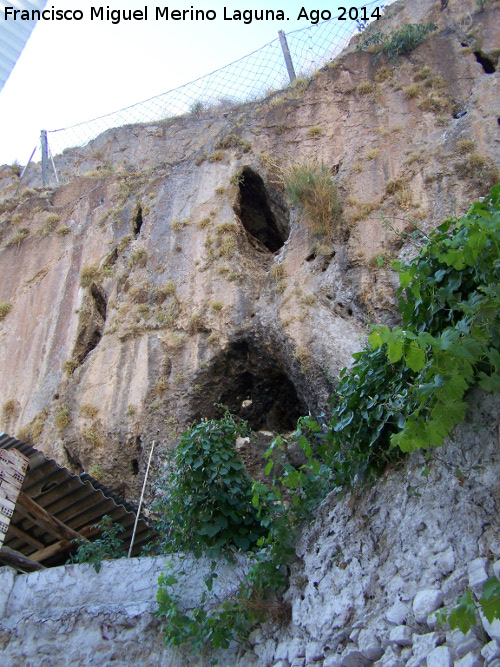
[278,31,296,84]
[40,130,49,187]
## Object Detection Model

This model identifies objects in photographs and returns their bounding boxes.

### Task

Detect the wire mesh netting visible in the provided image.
[42,1,382,158]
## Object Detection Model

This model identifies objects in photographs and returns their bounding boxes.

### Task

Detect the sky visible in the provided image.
[0,0,387,165]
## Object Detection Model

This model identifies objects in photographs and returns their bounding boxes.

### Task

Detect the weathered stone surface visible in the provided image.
[0,0,498,507]
[454,653,483,667]
[412,590,444,624]
[0,0,499,665]
[406,633,442,667]
[386,602,410,626]
[426,646,453,667]
[468,558,490,592]
[482,640,500,664]
[389,627,413,648]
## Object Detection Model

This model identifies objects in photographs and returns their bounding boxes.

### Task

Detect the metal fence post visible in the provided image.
[40,130,49,187]
[278,30,296,84]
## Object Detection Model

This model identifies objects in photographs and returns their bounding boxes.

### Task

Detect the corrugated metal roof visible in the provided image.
[0,1,48,93]
[0,433,155,567]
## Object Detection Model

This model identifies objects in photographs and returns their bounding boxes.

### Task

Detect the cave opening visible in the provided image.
[132,205,143,236]
[191,340,304,432]
[73,283,107,365]
[474,51,496,74]
[234,168,289,253]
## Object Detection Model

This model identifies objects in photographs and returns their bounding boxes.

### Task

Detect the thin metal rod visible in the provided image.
[278,30,296,83]
[127,440,155,558]
[48,145,60,184]
[40,130,49,187]
[16,145,37,196]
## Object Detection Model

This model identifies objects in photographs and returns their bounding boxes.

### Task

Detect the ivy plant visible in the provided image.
[155,186,500,651]
[152,411,269,560]
[70,515,126,573]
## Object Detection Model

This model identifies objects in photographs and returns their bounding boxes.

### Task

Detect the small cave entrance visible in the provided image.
[73,283,107,365]
[233,168,289,253]
[474,51,496,74]
[132,205,143,236]
[192,340,304,432]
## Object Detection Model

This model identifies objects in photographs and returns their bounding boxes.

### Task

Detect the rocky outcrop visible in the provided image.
[0,0,499,501]
[0,389,498,666]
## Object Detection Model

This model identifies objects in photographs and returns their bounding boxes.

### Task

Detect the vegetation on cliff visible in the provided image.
[155,185,500,651]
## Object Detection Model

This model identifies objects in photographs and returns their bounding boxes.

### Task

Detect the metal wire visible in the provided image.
[45,1,381,158]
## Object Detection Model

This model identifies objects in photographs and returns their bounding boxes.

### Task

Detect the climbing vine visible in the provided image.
[155,186,500,651]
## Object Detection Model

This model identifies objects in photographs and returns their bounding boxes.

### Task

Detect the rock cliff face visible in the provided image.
[0,0,499,502]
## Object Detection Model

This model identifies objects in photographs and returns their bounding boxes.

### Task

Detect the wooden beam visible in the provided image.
[29,523,101,563]
[17,492,89,545]
[0,546,46,572]
[5,523,44,551]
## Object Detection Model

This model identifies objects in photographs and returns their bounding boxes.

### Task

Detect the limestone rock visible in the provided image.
[412,590,444,623]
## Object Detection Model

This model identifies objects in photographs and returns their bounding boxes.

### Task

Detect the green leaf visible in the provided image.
[405,345,426,372]
[448,590,477,634]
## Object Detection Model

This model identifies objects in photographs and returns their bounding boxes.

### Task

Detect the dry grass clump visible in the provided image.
[365,149,381,161]
[258,152,285,189]
[6,228,29,247]
[63,359,78,376]
[418,94,452,114]
[215,222,238,235]
[80,264,100,287]
[374,66,393,82]
[293,345,311,373]
[271,264,286,281]
[84,425,105,447]
[215,186,225,196]
[129,247,148,267]
[217,236,236,258]
[356,81,375,95]
[455,152,499,191]
[307,126,322,138]
[413,65,432,81]
[197,217,212,229]
[162,281,177,296]
[385,178,405,195]
[209,150,224,163]
[2,399,18,421]
[456,138,475,155]
[56,226,71,236]
[80,404,99,420]
[403,83,422,99]
[55,406,70,433]
[17,409,48,444]
[285,160,340,237]
[211,301,224,312]
[172,219,190,231]
[156,376,169,396]
[0,303,12,321]
[87,463,105,482]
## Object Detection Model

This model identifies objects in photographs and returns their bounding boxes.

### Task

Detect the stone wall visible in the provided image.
[1,390,499,666]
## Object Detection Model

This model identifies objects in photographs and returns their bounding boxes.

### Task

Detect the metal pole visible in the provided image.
[278,30,296,84]
[127,440,155,558]
[16,144,37,196]
[49,146,60,184]
[40,130,49,187]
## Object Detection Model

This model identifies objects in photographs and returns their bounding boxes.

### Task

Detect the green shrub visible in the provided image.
[285,161,340,237]
[152,411,268,559]
[70,515,125,572]
[357,22,437,61]
[155,186,500,652]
